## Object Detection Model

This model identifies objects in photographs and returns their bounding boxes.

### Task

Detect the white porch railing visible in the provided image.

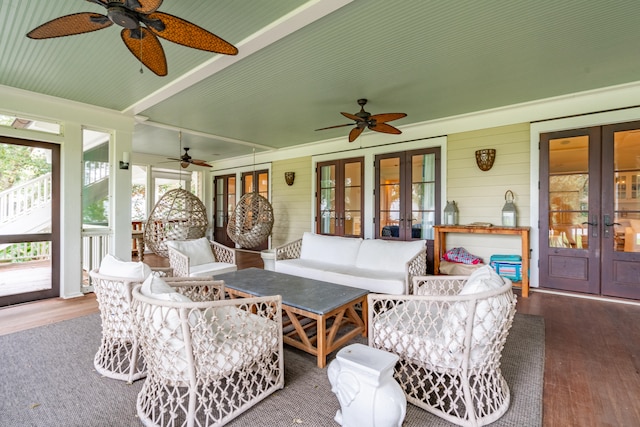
[82,227,111,291]
[0,173,52,225]
[84,161,109,186]
[0,241,51,262]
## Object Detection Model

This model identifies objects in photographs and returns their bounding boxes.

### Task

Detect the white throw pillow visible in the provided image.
[166,237,216,266]
[441,265,508,363]
[140,274,193,303]
[299,232,362,266]
[355,239,425,273]
[459,265,505,295]
[98,254,151,281]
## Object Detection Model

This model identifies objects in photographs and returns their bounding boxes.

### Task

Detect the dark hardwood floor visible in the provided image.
[0,250,638,426]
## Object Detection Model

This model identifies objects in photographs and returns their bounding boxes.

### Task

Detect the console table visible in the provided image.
[433,225,530,297]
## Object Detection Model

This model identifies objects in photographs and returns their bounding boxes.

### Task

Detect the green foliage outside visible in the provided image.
[0,144,50,192]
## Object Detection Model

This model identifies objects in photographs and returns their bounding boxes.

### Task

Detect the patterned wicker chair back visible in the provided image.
[368,272,517,427]
[131,284,285,427]
[89,269,148,383]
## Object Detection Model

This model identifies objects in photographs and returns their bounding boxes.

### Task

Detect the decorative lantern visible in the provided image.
[502,190,517,227]
[444,201,459,225]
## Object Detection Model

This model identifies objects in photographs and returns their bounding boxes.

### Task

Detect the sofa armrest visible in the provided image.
[167,246,190,277]
[275,239,302,260]
[210,240,236,264]
[412,275,467,296]
[405,246,427,294]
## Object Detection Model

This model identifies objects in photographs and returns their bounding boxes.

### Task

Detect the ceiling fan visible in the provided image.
[167,147,212,168]
[315,99,407,142]
[26,0,238,76]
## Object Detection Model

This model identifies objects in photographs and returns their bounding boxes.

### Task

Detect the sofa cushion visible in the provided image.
[166,238,216,266]
[299,232,362,266]
[275,259,406,294]
[355,239,425,274]
[99,254,151,281]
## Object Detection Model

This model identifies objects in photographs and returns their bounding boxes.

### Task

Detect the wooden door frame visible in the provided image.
[213,174,236,247]
[600,121,640,298]
[0,136,60,307]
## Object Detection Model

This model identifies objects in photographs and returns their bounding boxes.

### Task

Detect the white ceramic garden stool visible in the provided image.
[328,343,406,427]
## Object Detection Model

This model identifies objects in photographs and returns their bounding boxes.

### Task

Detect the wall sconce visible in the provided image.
[284,171,295,186]
[475,149,496,171]
[119,151,130,170]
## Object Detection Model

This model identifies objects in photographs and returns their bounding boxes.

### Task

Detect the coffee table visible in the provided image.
[216,268,368,368]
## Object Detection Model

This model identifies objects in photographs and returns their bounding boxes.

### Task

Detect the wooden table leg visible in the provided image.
[317,314,327,368]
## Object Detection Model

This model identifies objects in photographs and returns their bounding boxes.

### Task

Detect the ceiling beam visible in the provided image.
[136,119,273,150]
[122,0,354,116]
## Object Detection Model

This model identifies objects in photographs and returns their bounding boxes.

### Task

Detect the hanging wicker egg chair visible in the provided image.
[144,188,208,257]
[227,192,274,249]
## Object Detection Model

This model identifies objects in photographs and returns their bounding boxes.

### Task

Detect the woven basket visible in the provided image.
[227,193,274,248]
[144,188,208,257]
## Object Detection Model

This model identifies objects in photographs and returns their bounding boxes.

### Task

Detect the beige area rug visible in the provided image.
[0,312,543,426]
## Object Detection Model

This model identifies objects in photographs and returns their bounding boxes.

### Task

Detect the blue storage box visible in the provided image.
[490,254,522,282]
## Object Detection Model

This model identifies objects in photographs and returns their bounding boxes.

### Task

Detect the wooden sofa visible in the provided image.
[274,232,427,295]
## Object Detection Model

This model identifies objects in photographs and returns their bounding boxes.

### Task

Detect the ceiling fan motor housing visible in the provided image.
[107,6,139,29]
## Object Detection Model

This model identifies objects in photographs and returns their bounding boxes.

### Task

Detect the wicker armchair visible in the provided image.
[166,237,237,278]
[131,278,284,427]
[368,267,517,427]
[90,261,224,384]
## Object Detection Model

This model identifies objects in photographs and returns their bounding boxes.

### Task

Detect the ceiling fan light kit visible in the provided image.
[316,98,407,142]
[26,0,238,76]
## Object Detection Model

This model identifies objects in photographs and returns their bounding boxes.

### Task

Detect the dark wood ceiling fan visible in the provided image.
[166,147,212,168]
[315,98,407,142]
[26,0,238,76]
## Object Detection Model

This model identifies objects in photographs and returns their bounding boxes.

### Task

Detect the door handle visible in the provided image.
[603,215,620,238]
[581,216,598,238]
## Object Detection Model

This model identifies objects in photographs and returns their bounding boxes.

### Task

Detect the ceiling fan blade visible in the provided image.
[370,122,402,135]
[341,112,365,122]
[144,12,238,55]
[121,27,168,76]
[190,159,212,167]
[128,0,163,14]
[370,113,407,124]
[315,123,354,131]
[166,157,183,162]
[349,127,365,142]
[27,13,112,39]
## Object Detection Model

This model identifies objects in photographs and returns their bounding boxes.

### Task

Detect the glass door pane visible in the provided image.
[318,164,336,234]
[343,161,361,236]
[548,136,590,249]
[613,130,640,253]
[410,153,436,240]
[379,157,401,237]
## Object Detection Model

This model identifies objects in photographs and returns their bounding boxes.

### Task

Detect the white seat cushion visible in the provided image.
[166,238,216,266]
[99,254,151,280]
[275,259,406,294]
[189,262,238,277]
